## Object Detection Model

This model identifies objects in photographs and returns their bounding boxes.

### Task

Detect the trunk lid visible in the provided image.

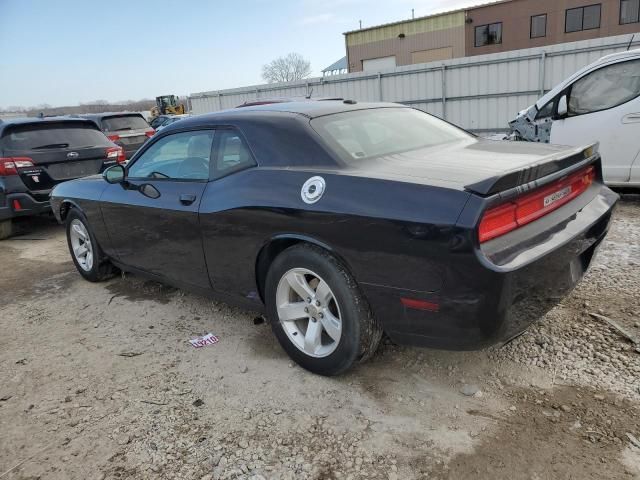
[19,146,108,190]
[99,114,151,158]
[346,139,596,195]
[1,121,114,191]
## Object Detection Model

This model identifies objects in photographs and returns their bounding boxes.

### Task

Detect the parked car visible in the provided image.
[51,101,617,375]
[155,114,191,133]
[81,112,154,160]
[149,114,173,130]
[0,117,124,239]
[508,49,640,186]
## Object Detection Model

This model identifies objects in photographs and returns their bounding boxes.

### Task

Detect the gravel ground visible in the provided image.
[0,195,639,480]
[492,196,640,400]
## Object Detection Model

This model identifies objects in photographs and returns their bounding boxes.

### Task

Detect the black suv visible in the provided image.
[0,117,124,239]
[81,112,154,160]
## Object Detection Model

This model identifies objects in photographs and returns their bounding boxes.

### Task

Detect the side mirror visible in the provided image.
[103,164,125,184]
[557,95,568,118]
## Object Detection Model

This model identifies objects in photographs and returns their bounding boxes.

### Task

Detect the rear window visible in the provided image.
[310,108,470,163]
[101,115,149,132]
[1,123,112,151]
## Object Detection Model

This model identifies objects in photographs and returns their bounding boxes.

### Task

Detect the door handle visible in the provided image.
[179,193,197,206]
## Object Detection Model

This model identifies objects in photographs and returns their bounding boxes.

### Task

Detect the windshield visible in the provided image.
[1,123,112,150]
[310,108,470,163]
[101,115,149,131]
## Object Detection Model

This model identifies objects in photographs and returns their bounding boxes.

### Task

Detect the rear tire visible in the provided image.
[265,244,382,376]
[66,209,116,282]
[0,220,12,240]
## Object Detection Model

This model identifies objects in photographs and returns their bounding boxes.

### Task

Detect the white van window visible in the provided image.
[535,100,555,119]
[568,59,640,116]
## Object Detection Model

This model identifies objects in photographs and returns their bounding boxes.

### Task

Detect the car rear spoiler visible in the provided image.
[464,144,599,197]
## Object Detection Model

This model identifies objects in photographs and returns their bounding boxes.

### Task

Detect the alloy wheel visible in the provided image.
[69,219,94,272]
[275,268,342,358]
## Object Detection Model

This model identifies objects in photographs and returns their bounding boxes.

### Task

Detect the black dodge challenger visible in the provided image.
[50,101,618,375]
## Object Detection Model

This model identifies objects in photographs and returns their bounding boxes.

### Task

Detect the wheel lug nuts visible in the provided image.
[311,317,317,322]
[306,297,311,303]
[315,300,321,306]
[304,307,309,313]
[318,312,324,318]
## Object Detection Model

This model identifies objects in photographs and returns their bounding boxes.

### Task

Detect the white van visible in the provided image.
[509,49,640,186]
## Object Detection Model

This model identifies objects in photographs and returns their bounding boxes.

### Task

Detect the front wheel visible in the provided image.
[66,209,116,282]
[265,244,382,376]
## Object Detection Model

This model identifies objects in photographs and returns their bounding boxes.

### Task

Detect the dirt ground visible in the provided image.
[1,195,639,480]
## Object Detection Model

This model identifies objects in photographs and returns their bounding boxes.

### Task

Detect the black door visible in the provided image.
[100,129,214,290]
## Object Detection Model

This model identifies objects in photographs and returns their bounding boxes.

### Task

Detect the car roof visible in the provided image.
[224,100,405,118]
[0,116,99,135]
[595,47,640,64]
[159,101,409,135]
[236,96,345,107]
[187,100,407,123]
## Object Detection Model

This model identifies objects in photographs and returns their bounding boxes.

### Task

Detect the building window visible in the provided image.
[621,0,640,24]
[565,4,601,32]
[530,14,547,38]
[475,22,503,47]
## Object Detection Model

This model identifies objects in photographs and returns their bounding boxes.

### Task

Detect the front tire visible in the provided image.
[265,244,382,376]
[66,209,116,282]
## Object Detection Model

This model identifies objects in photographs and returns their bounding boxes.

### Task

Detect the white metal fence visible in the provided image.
[189,34,640,132]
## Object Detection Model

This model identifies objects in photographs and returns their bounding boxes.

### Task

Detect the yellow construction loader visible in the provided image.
[150,95,186,118]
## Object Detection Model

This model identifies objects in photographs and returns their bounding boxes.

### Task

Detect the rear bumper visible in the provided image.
[364,185,618,350]
[0,192,51,221]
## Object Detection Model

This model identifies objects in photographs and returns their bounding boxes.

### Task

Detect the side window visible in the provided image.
[214,130,256,177]
[568,59,640,116]
[535,99,555,120]
[128,130,213,180]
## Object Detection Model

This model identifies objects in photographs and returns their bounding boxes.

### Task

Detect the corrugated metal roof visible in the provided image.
[322,57,348,72]
[343,0,515,35]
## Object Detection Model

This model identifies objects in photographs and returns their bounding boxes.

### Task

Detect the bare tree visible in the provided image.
[262,53,312,83]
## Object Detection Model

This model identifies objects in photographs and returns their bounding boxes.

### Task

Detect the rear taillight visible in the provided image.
[106,146,126,164]
[479,165,596,243]
[0,157,34,176]
[145,129,155,138]
[107,134,120,142]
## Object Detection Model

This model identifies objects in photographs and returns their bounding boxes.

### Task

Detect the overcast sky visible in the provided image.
[0,0,481,109]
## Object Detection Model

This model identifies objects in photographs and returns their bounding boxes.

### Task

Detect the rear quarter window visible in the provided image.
[101,115,149,131]
[1,123,112,151]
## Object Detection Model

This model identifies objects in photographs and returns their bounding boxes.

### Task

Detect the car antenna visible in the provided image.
[627,34,635,51]
[306,88,314,100]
